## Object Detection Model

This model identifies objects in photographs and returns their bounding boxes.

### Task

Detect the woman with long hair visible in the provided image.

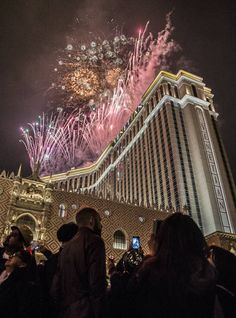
[128,213,216,318]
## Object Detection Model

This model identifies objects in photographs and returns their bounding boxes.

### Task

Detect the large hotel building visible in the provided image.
[42,70,236,236]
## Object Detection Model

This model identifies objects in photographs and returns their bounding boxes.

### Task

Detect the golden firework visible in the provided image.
[65,68,101,100]
[105,68,122,87]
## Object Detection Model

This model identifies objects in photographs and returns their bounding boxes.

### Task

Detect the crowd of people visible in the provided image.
[0,207,235,318]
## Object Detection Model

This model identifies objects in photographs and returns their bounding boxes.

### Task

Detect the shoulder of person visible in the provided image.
[87,234,105,253]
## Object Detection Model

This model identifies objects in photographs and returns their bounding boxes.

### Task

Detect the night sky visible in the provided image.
[0,0,235,179]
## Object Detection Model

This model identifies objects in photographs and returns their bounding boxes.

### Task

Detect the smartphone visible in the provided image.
[132,236,141,249]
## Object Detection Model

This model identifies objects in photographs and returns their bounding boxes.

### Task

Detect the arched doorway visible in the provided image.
[16,214,36,239]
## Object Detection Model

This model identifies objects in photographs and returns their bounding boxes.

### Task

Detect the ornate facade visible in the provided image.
[0,170,52,243]
[0,173,169,258]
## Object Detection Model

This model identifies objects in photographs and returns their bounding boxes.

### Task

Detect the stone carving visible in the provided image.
[44,189,52,203]
[12,183,20,197]
[1,177,52,245]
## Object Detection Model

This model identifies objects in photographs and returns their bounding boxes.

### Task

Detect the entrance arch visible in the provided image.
[15,213,37,240]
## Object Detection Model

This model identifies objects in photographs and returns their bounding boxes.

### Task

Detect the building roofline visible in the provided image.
[142,69,204,99]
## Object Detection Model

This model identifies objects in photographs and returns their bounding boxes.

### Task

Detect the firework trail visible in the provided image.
[62,110,90,167]
[20,113,62,176]
[21,15,180,175]
[20,110,90,175]
[127,14,179,110]
[84,78,131,155]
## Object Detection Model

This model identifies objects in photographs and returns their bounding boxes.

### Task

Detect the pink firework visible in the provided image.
[83,16,179,156]
[62,110,90,167]
[83,79,131,155]
[20,110,88,175]
[126,15,179,111]
[21,15,180,175]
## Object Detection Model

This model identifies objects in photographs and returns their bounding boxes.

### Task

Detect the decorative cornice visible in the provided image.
[142,69,207,101]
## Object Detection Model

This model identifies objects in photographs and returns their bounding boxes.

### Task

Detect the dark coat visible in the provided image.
[37,251,61,318]
[44,251,60,285]
[51,227,107,318]
[0,267,40,318]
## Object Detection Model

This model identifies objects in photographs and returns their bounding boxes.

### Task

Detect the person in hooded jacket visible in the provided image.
[39,222,78,318]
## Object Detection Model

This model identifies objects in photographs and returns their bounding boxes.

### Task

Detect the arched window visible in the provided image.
[59,204,66,218]
[16,214,36,232]
[113,230,127,250]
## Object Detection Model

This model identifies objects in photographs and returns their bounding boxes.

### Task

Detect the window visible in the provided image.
[160,85,164,98]
[191,85,198,97]
[84,176,88,187]
[174,86,179,98]
[113,230,127,250]
[59,204,66,217]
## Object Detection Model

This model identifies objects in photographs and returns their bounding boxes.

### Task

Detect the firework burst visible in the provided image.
[22,16,180,175]
[49,33,134,111]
